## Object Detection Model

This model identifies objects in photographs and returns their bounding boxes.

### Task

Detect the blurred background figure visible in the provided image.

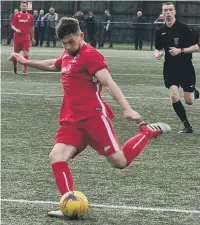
[100,9,113,48]
[7,8,18,45]
[43,7,58,47]
[35,10,45,47]
[85,11,97,48]
[33,10,38,44]
[134,11,146,50]
[154,14,165,29]
[73,10,85,31]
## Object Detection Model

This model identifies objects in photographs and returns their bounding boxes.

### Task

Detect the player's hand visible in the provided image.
[31,38,36,45]
[123,108,143,123]
[8,53,27,65]
[169,47,181,56]
[15,29,21,33]
[155,50,164,60]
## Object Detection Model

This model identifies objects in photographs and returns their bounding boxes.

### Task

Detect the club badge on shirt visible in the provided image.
[174,38,179,47]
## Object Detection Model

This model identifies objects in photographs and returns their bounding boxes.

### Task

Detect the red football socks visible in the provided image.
[122,133,150,166]
[52,161,74,195]
[23,55,29,72]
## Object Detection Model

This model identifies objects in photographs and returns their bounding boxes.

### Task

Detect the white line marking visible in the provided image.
[1,71,162,77]
[2,71,200,81]
[1,198,200,214]
[1,71,59,74]
[1,92,171,100]
[1,52,200,60]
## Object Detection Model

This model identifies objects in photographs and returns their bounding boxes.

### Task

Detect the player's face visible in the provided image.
[162,4,176,22]
[20,3,28,12]
[61,33,84,56]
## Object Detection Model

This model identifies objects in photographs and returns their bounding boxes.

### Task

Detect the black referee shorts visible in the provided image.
[163,60,196,92]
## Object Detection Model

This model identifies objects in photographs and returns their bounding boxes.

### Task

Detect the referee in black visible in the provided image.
[155,2,199,133]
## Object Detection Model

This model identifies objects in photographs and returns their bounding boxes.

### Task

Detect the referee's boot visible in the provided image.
[194,88,199,100]
[178,126,193,134]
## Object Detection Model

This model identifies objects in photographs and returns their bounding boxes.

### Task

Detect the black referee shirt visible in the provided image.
[155,20,198,62]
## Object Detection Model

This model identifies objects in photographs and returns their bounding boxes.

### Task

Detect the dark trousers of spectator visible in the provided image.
[101,28,113,47]
[88,31,97,48]
[35,27,45,46]
[46,27,56,47]
[135,31,143,50]
[7,28,14,45]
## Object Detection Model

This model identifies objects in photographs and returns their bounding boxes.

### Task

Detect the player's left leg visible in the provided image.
[85,115,171,169]
[21,40,31,75]
[13,40,22,74]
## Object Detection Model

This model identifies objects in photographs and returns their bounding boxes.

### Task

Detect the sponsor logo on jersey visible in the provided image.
[104,146,111,152]
[19,19,29,23]
[61,65,72,74]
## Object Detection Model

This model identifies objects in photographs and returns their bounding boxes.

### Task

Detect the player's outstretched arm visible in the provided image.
[8,53,60,72]
[95,69,143,123]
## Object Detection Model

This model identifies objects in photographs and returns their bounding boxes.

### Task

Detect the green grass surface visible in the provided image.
[1,45,200,225]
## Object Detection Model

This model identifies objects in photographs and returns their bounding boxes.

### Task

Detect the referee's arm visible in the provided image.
[154,31,164,60]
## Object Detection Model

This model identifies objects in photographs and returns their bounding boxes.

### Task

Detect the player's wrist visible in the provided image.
[180,48,185,54]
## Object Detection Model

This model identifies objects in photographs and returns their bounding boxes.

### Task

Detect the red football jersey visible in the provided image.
[55,44,114,122]
[11,12,34,41]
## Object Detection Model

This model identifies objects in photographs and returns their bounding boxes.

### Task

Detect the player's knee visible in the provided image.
[49,148,64,163]
[23,51,29,56]
[170,92,180,102]
[49,143,77,164]
[111,161,127,169]
[185,100,193,105]
[106,151,128,169]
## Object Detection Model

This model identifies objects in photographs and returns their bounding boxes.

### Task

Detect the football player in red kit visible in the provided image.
[11,1,35,75]
[9,17,171,217]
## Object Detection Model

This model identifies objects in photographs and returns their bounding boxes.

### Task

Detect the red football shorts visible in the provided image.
[14,39,30,52]
[55,115,121,156]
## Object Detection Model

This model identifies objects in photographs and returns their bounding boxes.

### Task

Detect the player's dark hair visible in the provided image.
[162,2,176,9]
[21,1,28,5]
[56,17,80,40]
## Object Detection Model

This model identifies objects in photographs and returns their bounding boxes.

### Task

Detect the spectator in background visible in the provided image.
[85,11,97,48]
[73,10,85,31]
[33,10,38,44]
[33,10,38,21]
[35,10,45,47]
[100,9,113,48]
[43,7,58,47]
[134,11,146,50]
[154,14,165,29]
[7,8,19,45]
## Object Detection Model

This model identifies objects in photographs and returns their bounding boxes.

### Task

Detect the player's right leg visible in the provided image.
[48,121,88,217]
[106,122,171,168]
[85,115,171,169]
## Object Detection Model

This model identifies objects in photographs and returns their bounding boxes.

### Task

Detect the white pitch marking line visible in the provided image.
[1,71,162,77]
[1,92,171,100]
[1,198,200,214]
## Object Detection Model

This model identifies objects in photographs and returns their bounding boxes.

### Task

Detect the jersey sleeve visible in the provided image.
[183,25,199,46]
[155,31,163,50]
[85,50,108,75]
[54,57,62,70]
